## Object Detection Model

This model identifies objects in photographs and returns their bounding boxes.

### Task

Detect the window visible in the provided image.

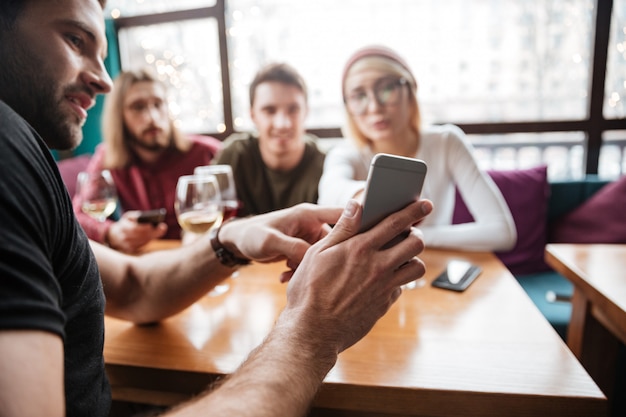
[105,0,625,179]
[604,0,626,119]
[600,130,626,178]
[226,0,593,128]
[117,19,224,133]
[107,0,216,17]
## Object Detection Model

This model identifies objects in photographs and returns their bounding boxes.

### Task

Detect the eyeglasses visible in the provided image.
[345,77,408,116]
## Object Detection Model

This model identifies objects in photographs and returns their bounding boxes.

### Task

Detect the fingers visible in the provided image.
[121,210,141,220]
[393,257,426,287]
[367,200,432,250]
[260,233,310,264]
[279,269,295,283]
[295,203,343,228]
[110,218,166,253]
[151,223,168,239]
[387,227,425,264]
[317,200,361,249]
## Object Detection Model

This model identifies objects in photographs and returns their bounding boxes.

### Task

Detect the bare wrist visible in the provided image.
[102,221,114,248]
[274,308,339,374]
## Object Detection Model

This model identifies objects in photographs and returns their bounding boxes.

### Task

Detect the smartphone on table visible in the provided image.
[359,153,428,234]
[137,208,166,226]
[431,260,482,292]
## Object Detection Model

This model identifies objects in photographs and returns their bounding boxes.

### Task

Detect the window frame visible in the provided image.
[110,0,622,176]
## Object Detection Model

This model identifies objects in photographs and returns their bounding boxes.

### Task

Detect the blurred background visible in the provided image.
[71,0,625,181]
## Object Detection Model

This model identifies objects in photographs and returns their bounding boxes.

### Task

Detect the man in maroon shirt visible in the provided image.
[73,68,222,253]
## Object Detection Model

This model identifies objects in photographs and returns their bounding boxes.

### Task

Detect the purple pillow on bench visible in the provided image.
[550,175,626,243]
[453,165,551,275]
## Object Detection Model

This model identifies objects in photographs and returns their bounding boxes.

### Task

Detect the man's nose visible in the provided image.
[82,57,112,95]
[274,112,292,128]
[147,105,161,122]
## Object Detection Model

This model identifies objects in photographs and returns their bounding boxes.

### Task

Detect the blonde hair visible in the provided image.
[342,55,421,149]
[101,68,190,169]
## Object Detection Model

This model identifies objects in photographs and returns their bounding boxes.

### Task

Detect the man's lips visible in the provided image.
[270,132,295,142]
[143,127,163,137]
[66,93,95,120]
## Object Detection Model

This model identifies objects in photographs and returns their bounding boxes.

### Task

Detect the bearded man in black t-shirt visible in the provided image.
[0,1,430,416]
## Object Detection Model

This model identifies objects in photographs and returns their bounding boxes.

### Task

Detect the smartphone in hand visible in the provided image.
[359,153,428,233]
[137,208,166,226]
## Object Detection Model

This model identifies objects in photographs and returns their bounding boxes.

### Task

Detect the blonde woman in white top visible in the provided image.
[319,45,516,251]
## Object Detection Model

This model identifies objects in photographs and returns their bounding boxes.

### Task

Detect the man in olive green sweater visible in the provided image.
[214,62,325,216]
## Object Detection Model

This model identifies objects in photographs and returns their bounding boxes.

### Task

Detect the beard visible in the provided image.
[0,35,85,151]
[125,126,173,153]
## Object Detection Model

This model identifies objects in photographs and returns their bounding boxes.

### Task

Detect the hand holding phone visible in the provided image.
[359,153,427,233]
[137,208,166,226]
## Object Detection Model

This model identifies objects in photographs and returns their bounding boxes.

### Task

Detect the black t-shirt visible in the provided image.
[0,100,110,416]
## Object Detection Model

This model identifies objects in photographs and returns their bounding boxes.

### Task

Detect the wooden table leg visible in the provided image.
[567,289,589,358]
[568,287,620,407]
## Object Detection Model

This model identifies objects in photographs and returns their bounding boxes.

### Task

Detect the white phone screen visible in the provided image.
[446,261,473,284]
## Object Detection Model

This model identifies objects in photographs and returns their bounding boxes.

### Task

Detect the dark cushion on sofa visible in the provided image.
[550,174,626,243]
[453,165,551,275]
[546,176,609,222]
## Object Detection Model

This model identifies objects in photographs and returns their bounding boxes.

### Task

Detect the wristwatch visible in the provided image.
[209,220,251,267]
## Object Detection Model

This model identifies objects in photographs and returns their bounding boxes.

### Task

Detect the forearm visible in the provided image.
[317,149,367,206]
[96,235,236,323]
[164,310,337,417]
[422,218,516,251]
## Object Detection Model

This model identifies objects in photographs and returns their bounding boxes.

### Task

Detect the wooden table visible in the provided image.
[105,247,606,417]
[545,243,626,404]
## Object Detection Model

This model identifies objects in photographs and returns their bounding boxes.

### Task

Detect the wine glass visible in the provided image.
[76,170,118,222]
[175,174,223,235]
[175,174,228,296]
[194,165,239,221]
[191,167,238,297]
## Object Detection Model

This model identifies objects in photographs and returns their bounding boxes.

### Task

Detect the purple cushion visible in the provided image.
[551,175,626,243]
[453,165,550,275]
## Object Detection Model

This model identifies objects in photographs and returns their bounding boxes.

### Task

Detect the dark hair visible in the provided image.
[249,62,308,107]
[0,0,107,32]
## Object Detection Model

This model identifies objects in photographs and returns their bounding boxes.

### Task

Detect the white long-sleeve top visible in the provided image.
[318,124,517,251]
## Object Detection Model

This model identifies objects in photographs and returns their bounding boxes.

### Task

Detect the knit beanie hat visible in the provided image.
[341,45,417,99]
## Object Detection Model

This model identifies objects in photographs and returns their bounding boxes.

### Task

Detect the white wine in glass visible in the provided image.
[76,170,118,222]
[177,210,223,234]
[194,164,239,221]
[175,174,223,235]
[178,173,231,297]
